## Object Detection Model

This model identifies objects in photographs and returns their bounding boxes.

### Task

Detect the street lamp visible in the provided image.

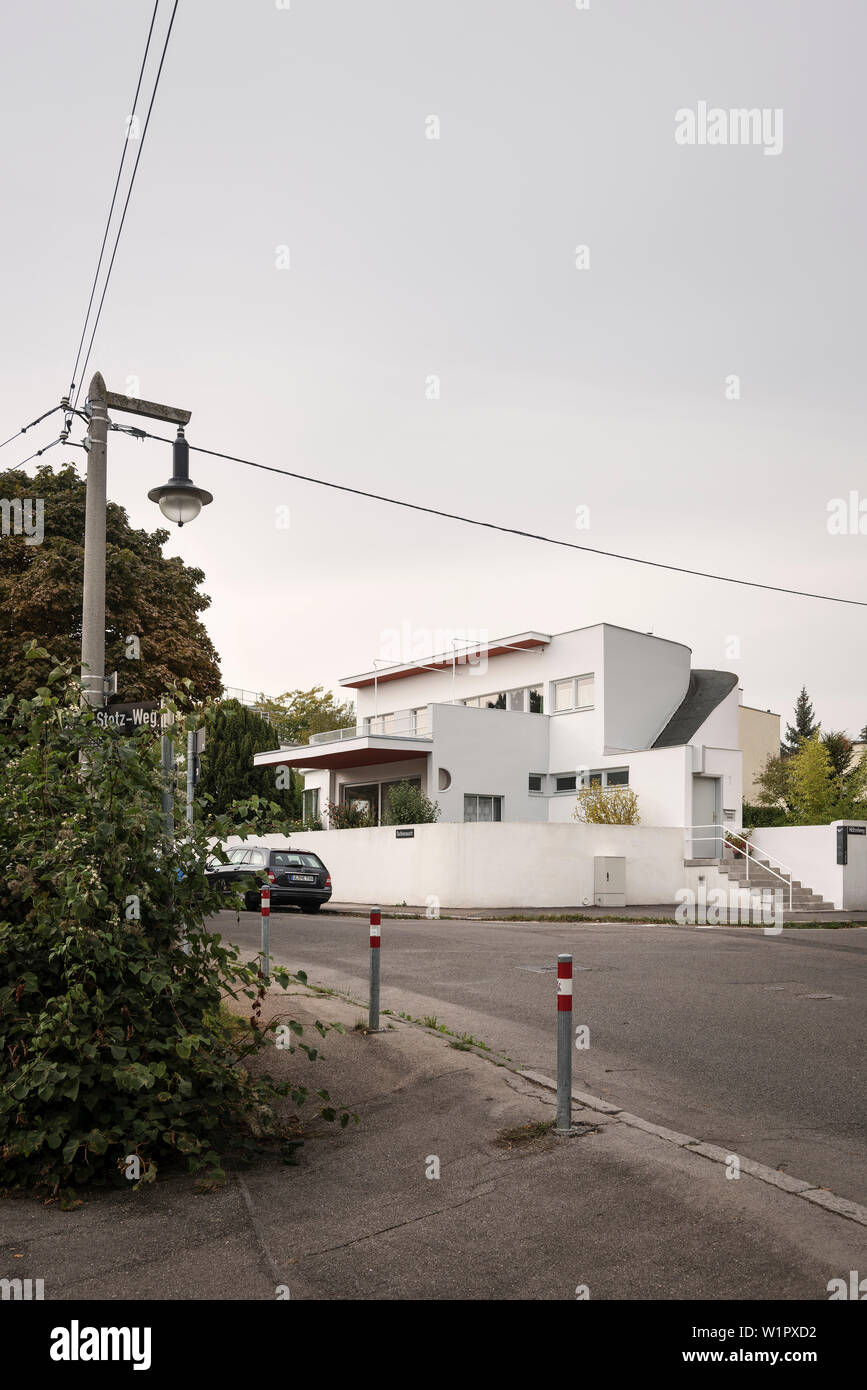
[147,426,212,527]
[81,373,207,710]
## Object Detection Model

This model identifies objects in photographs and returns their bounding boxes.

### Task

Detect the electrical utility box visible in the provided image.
[594,856,626,907]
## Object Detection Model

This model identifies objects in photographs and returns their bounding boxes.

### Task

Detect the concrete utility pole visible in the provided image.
[80,372,109,708]
[79,374,203,710]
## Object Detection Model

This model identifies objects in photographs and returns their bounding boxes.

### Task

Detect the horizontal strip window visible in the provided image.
[462,685,543,714]
[553,767,629,792]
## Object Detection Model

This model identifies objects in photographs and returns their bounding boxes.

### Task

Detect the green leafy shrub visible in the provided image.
[0,652,352,1204]
[383,780,440,825]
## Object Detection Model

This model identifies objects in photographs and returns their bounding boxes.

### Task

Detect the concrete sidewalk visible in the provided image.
[3,983,865,1300]
[324,900,867,925]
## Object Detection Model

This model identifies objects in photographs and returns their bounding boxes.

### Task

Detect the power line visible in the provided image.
[130,426,867,610]
[67,0,161,404]
[0,404,61,451]
[2,437,63,473]
[73,0,180,410]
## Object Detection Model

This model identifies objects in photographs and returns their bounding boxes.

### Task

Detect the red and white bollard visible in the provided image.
[555,954,576,1134]
[260,884,271,981]
[369,907,381,1029]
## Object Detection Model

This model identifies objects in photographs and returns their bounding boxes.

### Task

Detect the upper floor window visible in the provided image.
[462,685,544,714]
[552,674,595,712]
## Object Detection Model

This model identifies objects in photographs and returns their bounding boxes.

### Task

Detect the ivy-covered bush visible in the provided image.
[0,651,350,1206]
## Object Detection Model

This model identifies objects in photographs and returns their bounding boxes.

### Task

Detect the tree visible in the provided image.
[572,785,640,825]
[253,687,355,745]
[383,780,440,825]
[197,699,301,820]
[859,725,867,744]
[0,464,222,703]
[821,730,854,779]
[755,738,867,825]
[755,754,796,815]
[783,686,819,755]
[788,735,834,824]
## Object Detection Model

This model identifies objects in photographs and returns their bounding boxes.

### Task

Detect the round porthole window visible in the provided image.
[438,768,452,791]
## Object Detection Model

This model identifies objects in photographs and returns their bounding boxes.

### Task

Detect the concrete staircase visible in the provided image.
[684,851,836,914]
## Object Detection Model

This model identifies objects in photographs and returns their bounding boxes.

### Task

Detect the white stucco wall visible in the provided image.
[601,626,691,751]
[751,822,867,910]
[428,702,549,823]
[217,821,687,908]
[546,745,690,826]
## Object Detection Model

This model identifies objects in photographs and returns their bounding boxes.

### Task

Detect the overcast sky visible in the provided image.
[3,0,865,734]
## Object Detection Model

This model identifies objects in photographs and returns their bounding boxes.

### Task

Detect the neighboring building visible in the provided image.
[254,623,754,855]
[738,699,780,804]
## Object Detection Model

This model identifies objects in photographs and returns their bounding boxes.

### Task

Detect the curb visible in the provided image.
[517,1068,867,1227]
[283,974,867,1230]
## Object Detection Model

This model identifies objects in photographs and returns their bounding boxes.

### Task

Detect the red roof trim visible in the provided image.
[341,635,549,689]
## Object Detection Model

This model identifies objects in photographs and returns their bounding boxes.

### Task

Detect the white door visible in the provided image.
[692,777,721,857]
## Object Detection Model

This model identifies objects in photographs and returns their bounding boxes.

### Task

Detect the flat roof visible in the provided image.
[253,738,432,770]
[340,632,551,689]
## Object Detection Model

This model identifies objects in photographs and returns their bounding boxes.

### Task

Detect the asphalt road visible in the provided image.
[215,910,867,1206]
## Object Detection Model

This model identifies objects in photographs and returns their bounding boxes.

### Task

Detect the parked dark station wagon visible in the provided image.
[205,844,332,913]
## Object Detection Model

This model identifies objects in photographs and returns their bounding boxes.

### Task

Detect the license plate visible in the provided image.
[289,873,316,883]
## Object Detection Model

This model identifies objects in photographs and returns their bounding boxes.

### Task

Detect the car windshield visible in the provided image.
[271,852,322,869]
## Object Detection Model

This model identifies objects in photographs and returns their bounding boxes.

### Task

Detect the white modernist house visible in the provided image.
[254,624,744,855]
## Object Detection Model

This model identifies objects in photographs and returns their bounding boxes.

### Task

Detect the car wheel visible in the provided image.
[300,903,321,914]
[244,891,260,912]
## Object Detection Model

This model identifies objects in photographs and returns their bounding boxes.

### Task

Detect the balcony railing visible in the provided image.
[307,708,431,745]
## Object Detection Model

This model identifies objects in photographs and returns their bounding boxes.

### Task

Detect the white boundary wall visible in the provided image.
[217,822,686,908]
[751,822,867,910]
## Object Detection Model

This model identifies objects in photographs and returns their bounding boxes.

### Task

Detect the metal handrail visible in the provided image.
[688,824,793,912]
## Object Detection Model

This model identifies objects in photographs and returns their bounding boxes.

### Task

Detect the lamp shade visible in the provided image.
[147,428,213,527]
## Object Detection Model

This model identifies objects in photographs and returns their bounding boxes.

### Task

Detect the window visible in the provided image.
[553,679,573,712]
[528,774,543,793]
[247,850,266,866]
[555,774,577,793]
[464,794,502,822]
[271,851,323,869]
[462,686,544,713]
[342,783,379,822]
[552,674,595,712]
[581,768,629,788]
[228,848,249,863]
[302,787,320,825]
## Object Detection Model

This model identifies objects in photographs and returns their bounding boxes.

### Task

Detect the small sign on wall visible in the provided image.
[395,828,414,839]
